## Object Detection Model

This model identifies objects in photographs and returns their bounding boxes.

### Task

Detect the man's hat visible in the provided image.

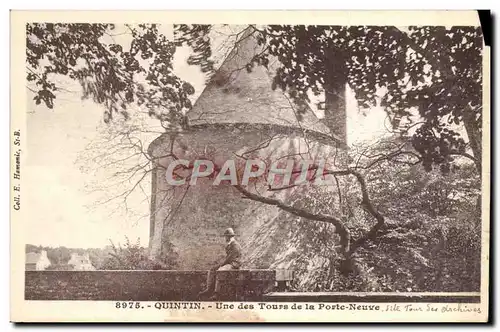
[223,227,236,236]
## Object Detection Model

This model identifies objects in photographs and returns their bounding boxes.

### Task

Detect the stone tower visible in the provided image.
[148,27,347,289]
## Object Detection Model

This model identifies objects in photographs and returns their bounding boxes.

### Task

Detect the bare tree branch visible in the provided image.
[234,184,352,255]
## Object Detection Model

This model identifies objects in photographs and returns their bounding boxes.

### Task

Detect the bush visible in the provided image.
[328,151,482,292]
[283,139,481,292]
[100,237,176,270]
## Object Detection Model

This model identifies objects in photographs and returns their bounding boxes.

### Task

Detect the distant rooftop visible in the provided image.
[26,252,42,264]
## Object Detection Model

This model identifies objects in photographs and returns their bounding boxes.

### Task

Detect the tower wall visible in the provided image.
[148,124,346,274]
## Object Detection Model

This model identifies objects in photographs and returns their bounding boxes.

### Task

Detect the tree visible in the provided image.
[173,24,483,274]
[176,24,483,173]
[345,137,481,291]
[27,23,194,128]
[27,23,483,285]
[100,237,175,270]
[27,23,483,172]
[46,246,71,265]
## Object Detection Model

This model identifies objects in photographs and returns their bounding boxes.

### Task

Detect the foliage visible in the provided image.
[235,135,480,292]
[27,23,194,128]
[26,244,75,265]
[26,24,483,291]
[28,24,483,171]
[405,27,483,171]
[174,24,215,74]
[25,242,171,270]
[175,24,483,172]
[100,237,176,270]
[344,216,481,292]
[323,138,481,292]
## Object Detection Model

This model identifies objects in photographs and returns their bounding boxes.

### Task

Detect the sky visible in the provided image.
[24,25,392,249]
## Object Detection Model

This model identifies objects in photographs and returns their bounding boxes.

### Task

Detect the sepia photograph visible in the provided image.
[10,10,490,322]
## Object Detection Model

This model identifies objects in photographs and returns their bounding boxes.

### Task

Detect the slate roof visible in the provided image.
[186,26,340,142]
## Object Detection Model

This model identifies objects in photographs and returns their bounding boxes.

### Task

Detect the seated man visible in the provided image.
[199,227,242,299]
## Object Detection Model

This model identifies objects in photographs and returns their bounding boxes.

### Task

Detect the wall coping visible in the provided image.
[266,291,481,297]
[263,291,481,303]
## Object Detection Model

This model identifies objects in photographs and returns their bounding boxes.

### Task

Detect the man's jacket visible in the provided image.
[222,238,242,269]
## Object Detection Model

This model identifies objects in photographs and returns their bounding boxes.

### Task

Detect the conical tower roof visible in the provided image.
[186,27,338,141]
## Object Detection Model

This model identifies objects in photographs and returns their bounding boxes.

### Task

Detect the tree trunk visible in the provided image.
[324,74,351,276]
[463,106,482,174]
[323,53,348,145]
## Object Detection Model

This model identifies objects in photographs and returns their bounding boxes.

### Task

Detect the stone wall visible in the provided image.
[25,271,207,301]
[25,270,479,303]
